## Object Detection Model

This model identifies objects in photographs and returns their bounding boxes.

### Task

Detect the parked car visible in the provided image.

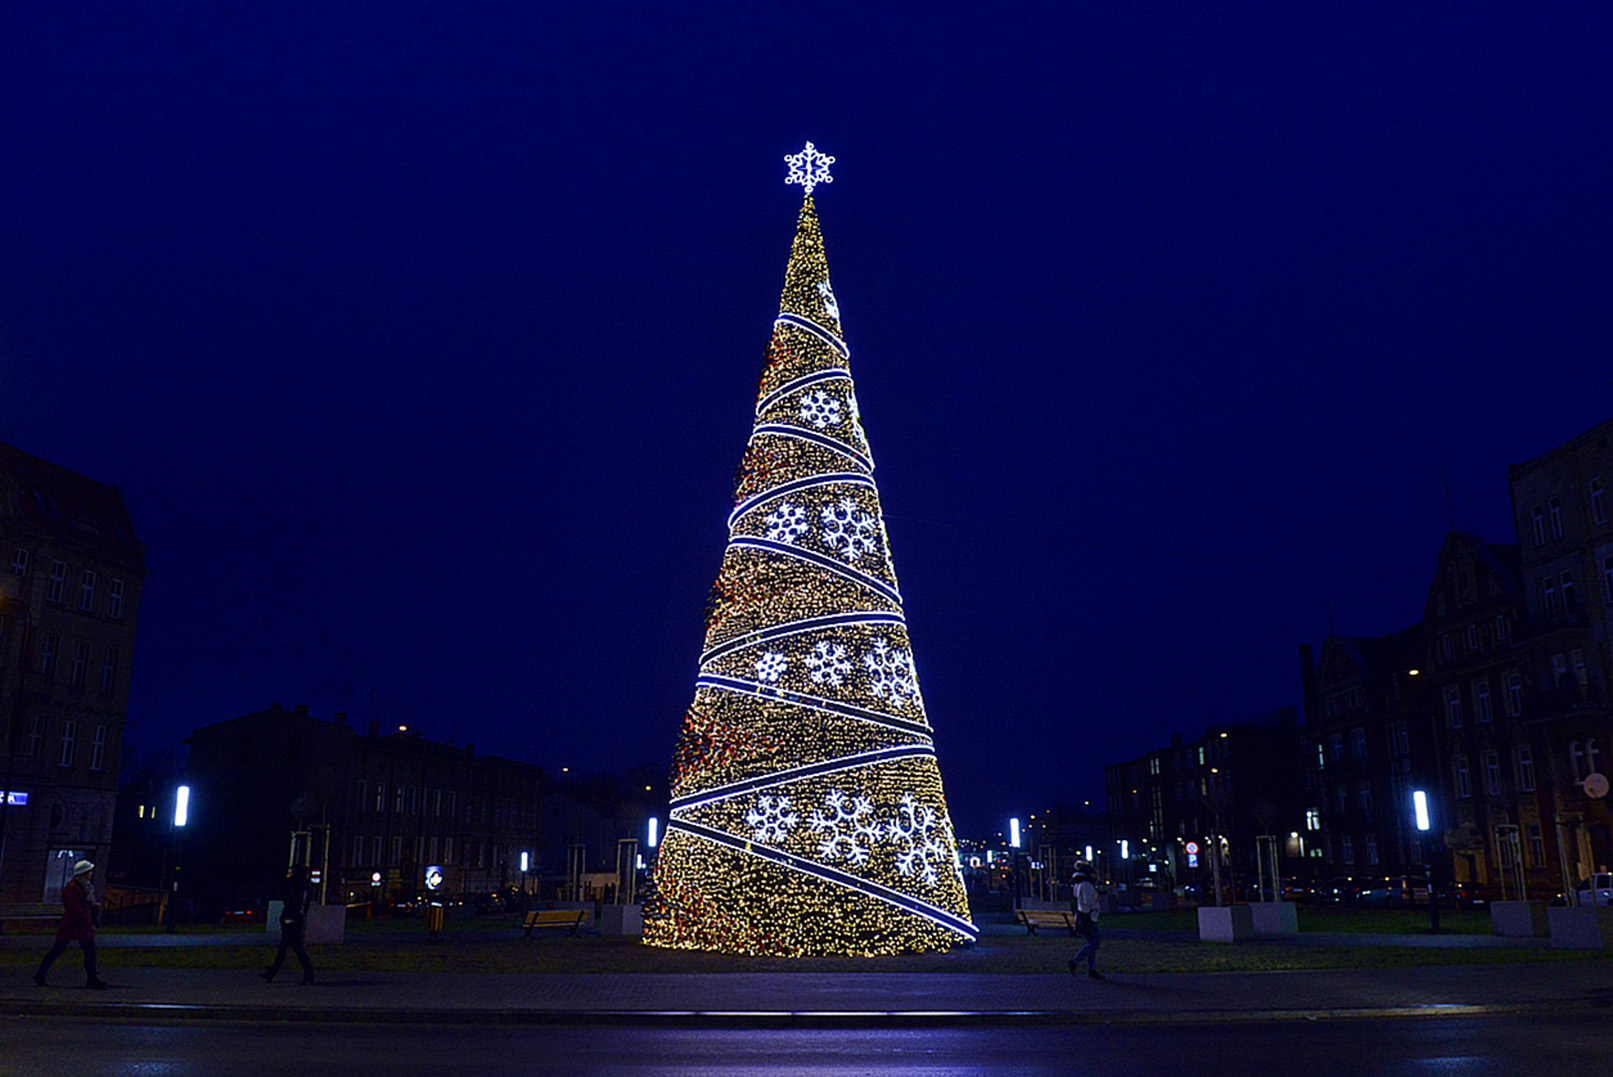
[1574,873,1613,907]
[1354,877,1408,908]
[1318,877,1361,905]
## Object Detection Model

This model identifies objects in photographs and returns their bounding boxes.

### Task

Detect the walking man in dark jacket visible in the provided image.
[260,865,316,985]
[34,860,108,988]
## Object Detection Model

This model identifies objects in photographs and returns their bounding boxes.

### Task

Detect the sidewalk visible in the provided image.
[5,961,1612,1027]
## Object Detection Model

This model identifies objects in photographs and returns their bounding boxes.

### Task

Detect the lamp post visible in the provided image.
[165,784,190,932]
[1412,789,1439,934]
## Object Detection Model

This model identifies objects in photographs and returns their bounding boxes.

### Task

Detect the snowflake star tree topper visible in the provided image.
[785,141,835,196]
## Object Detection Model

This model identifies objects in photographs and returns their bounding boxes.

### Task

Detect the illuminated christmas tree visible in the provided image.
[644,144,975,957]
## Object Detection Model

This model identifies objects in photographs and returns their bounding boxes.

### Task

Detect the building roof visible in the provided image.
[0,441,145,567]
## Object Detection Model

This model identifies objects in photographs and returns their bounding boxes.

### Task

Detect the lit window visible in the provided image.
[1305,808,1321,831]
[59,720,77,767]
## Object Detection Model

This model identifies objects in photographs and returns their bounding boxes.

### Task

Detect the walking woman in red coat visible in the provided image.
[34,860,108,988]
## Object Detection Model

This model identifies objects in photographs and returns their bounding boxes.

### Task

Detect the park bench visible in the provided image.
[0,903,58,934]
[1015,908,1077,936]
[519,908,587,938]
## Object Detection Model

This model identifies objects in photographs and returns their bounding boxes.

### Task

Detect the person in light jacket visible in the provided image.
[34,860,108,988]
[1067,861,1105,981]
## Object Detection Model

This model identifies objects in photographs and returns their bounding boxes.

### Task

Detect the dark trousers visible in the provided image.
[36,937,97,983]
[266,924,314,982]
[1072,924,1100,972]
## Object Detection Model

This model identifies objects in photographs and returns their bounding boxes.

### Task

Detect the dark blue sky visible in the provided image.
[3,5,1609,836]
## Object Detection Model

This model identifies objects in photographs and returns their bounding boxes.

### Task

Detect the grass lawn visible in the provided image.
[2,919,1607,976]
[1105,906,1494,935]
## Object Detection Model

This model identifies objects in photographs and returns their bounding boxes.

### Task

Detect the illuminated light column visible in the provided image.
[643,144,975,957]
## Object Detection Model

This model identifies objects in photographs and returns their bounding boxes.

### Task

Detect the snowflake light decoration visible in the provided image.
[785,141,835,195]
[864,638,920,707]
[798,389,842,430]
[809,789,881,866]
[819,497,879,564]
[805,639,851,687]
[755,651,788,683]
[817,279,840,323]
[764,501,809,544]
[887,793,947,888]
[746,795,798,844]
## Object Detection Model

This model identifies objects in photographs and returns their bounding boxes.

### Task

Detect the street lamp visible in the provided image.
[164,784,190,932]
[647,816,659,848]
[1412,789,1439,934]
[1009,817,1021,849]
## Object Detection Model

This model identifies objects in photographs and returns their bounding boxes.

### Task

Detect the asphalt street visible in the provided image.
[2,1013,1609,1076]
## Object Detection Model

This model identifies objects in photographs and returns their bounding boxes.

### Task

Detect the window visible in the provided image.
[1466,624,1479,652]
[1341,835,1355,864]
[1366,834,1379,865]
[1315,742,1326,769]
[1531,506,1547,547]
[443,838,453,865]
[433,789,443,816]
[1474,680,1492,723]
[1506,672,1524,717]
[1393,720,1410,756]
[1594,478,1608,525]
[356,780,368,814]
[28,715,45,757]
[1357,780,1372,811]
[99,648,118,694]
[78,569,96,612]
[108,579,125,620]
[406,786,417,815]
[1148,757,1160,775]
[1543,577,1560,619]
[1453,755,1472,798]
[1328,733,1344,762]
[1562,571,1577,616]
[1495,614,1508,642]
[89,725,106,771]
[1549,496,1563,540]
[448,791,456,819]
[1445,685,1462,728]
[1196,746,1206,766]
[9,547,27,577]
[1514,745,1536,792]
[1570,740,1585,781]
[1527,824,1545,867]
[59,720,77,767]
[1350,728,1367,759]
[37,633,58,676]
[69,641,89,688]
[428,836,439,862]
[371,836,383,865]
[352,835,365,865]
[1334,784,1348,813]
[1306,808,1321,831]
[47,561,66,604]
[1604,554,1613,604]
[1441,633,1453,658]
[1483,751,1502,796]
[390,837,402,865]
[374,783,386,812]
[1571,649,1589,691]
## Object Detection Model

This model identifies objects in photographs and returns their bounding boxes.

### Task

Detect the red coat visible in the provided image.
[55,878,95,942]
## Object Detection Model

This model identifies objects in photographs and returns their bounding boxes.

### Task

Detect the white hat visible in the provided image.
[73,860,94,876]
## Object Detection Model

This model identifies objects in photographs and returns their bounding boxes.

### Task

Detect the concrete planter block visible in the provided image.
[1197,904,1254,943]
[1549,905,1613,949]
[599,904,642,936]
[265,902,346,944]
[1490,900,1548,938]
[1248,901,1298,934]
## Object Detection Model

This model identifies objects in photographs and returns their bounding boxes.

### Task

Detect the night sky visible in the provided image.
[3,5,1610,838]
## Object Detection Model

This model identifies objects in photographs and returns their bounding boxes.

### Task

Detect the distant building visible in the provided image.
[181,703,659,911]
[1505,419,1613,884]
[0,443,146,904]
[1107,707,1305,897]
[1303,627,1431,881]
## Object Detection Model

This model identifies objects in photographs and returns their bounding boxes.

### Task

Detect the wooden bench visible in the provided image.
[519,909,587,938]
[1015,908,1077,936]
[0,903,58,934]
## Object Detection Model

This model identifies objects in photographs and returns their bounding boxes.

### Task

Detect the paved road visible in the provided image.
[2,1013,1609,1075]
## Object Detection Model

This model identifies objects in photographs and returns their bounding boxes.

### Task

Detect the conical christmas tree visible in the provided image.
[644,145,975,957]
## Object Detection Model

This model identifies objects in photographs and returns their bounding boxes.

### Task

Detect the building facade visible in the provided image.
[0,443,146,903]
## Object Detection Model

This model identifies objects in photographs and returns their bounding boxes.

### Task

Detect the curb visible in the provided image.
[0,999,1592,1028]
